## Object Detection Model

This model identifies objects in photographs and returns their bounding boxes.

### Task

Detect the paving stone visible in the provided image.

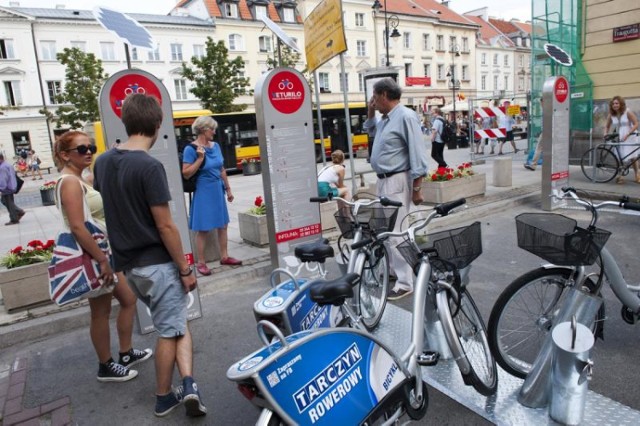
[12,358,27,373]
[3,407,40,425]
[40,396,70,414]
[6,382,25,400]
[4,396,23,415]
[15,417,40,426]
[51,406,71,426]
[9,369,26,386]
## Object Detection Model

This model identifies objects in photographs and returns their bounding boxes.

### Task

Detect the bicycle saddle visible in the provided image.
[309,273,359,306]
[294,238,334,263]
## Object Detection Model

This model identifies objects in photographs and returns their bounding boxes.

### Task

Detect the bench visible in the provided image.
[39,164,54,174]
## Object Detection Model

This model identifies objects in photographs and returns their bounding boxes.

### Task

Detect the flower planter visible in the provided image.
[40,188,55,206]
[0,262,52,311]
[242,162,261,176]
[422,173,486,204]
[238,211,269,247]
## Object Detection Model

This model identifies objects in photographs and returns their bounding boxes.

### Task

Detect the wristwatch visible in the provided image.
[179,266,194,277]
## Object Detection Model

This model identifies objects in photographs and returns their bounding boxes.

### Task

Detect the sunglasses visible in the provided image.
[68,145,97,155]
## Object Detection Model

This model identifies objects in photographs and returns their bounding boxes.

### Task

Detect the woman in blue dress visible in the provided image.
[182,116,242,276]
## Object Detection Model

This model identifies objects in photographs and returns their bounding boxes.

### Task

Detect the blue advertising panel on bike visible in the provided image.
[256,331,404,425]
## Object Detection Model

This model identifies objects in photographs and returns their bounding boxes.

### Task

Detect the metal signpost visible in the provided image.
[98,69,201,333]
[255,68,321,271]
[541,75,570,211]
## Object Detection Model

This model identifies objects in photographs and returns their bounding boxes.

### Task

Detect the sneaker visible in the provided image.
[119,348,153,368]
[183,376,207,417]
[97,360,138,382]
[524,164,536,171]
[388,288,413,301]
[155,387,184,417]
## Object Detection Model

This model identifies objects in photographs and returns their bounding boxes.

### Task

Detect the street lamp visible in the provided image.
[372,0,401,67]
[446,44,461,125]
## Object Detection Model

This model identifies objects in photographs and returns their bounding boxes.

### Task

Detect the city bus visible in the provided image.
[94,102,370,172]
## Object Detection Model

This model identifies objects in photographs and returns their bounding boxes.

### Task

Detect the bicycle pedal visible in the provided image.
[417,351,439,366]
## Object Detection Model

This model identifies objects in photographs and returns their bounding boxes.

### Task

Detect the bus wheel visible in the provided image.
[315,145,323,163]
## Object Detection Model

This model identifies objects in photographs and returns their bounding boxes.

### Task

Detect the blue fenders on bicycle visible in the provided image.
[227,329,411,425]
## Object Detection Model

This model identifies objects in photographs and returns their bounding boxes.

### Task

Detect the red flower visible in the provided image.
[27,240,43,248]
[446,174,454,180]
[254,196,264,207]
[431,175,438,181]
[436,167,446,175]
[11,246,23,254]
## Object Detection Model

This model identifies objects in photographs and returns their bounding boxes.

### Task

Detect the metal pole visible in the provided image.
[384,0,390,66]
[339,54,357,197]
[124,43,131,69]
[313,71,327,168]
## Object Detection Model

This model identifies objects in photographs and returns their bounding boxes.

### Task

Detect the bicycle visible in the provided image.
[580,131,640,183]
[227,199,475,426]
[488,187,640,379]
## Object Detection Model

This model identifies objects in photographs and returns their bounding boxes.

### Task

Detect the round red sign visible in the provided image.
[268,70,305,114]
[554,77,569,104]
[109,74,163,118]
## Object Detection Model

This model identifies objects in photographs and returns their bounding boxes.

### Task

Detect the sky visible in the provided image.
[2,0,531,21]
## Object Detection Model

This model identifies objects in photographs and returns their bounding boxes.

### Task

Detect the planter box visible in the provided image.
[242,163,261,176]
[422,173,486,204]
[0,262,51,311]
[40,188,55,206]
[238,212,269,247]
[319,200,337,232]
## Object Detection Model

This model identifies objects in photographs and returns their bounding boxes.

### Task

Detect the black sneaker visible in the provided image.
[119,348,153,368]
[183,376,207,417]
[155,386,184,417]
[388,288,413,301]
[97,360,138,382]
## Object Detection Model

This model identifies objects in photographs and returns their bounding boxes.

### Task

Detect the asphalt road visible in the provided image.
[3,201,639,425]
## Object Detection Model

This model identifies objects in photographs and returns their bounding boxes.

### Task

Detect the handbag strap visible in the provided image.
[56,175,92,232]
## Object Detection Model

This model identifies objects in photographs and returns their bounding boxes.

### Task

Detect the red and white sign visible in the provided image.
[405,77,431,86]
[276,223,321,243]
[474,128,507,140]
[268,70,305,114]
[109,74,163,118]
[551,170,569,181]
[473,106,506,120]
[554,77,569,104]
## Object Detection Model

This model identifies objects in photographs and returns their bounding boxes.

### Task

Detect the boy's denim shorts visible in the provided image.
[125,262,188,338]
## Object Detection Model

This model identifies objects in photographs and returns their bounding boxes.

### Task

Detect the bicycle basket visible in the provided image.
[334,206,398,239]
[515,213,611,266]
[396,221,482,272]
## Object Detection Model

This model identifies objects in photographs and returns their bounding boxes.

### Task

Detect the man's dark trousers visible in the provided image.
[431,141,447,168]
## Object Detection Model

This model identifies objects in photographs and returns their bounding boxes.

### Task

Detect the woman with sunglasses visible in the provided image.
[54,131,152,383]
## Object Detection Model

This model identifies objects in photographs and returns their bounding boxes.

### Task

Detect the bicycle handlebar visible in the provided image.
[557,187,640,226]
[309,195,403,208]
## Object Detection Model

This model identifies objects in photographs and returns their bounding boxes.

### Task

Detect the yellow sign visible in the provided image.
[304,0,347,72]
[507,105,521,116]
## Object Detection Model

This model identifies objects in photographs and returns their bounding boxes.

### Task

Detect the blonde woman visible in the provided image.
[317,149,350,199]
[605,96,639,183]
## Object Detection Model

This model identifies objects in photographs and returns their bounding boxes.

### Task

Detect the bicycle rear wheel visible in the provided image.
[359,242,390,330]
[581,147,619,183]
[437,289,498,396]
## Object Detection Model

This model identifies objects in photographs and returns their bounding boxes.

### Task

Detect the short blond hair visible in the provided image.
[331,150,345,164]
[192,115,218,136]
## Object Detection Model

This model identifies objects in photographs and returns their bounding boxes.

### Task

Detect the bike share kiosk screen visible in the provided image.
[541,76,570,211]
[98,69,202,333]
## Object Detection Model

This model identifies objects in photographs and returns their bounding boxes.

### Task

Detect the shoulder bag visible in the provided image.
[48,176,113,305]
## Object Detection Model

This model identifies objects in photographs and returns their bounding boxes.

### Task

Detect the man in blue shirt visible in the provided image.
[0,153,25,225]
[364,78,428,300]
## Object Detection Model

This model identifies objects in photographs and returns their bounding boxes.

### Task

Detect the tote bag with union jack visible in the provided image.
[48,176,113,305]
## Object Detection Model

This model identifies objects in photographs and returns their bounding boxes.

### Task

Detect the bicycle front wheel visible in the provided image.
[358,242,390,331]
[488,267,598,378]
[581,147,619,183]
[438,289,498,396]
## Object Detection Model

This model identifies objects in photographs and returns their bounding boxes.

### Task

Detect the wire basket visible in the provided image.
[515,213,611,266]
[397,222,482,272]
[334,206,399,239]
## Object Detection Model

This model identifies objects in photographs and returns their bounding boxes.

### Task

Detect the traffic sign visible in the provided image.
[304,0,347,72]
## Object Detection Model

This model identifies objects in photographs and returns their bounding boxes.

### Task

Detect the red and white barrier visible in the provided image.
[474,128,506,139]
[473,106,506,120]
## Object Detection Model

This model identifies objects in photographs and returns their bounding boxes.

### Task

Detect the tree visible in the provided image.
[42,48,108,129]
[181,37,250,113]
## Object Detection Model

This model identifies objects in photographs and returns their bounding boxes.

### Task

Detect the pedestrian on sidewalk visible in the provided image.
[93,94,207,418]
[53,131,152,383]
[604,95,639,184]
[430,107,448,168]
[0,153,25,225]
[364,78,428,301]
[29,149,44,180]
[182,115,241,277]
[498,114,518,155]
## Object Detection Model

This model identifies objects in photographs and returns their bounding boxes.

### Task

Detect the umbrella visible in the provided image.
[441,102,469,113]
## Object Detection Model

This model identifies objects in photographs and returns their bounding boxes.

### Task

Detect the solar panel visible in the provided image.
[544,43,573,67]
[93,6,154,50]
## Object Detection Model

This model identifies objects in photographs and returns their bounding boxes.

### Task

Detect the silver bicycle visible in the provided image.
[488,187,640,378]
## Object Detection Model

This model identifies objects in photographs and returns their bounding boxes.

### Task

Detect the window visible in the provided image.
[234,70,246,94]
[449,36,456,52]
[481,75,486,91]
[504,55,509,67]
[174,79,187,100]
[518,77,524,91]
[437,64,444,80]
[422,33,430,51]
[259,36,272,53]
[170,44,183,61]
[493,75,499,89]
[100,42,116,61]
[255,5,267,19]
[70,41,86,52]
[283,8,295,23]
[355,12,364,27]
[436,35,444,51]
[462,65,468,80]
[358,73,364,92]
[224,2,238,18]
[504,75,509,90]
[339,72,349,92]
[0,39,15,59]
[228,34,244,51]
[2,81,21,106]
[148,44,160,61]
[130,47,139,61]
[493,53,498,66]
[46,81,61,104]
[318,72,330,92]
[462,37,469,52]
[481,53,486,65]
[519,54,524,67]
[423,63,431,77]
[193,44,204,59]
[404,63,412,78]
[403,32,411,49]
[356,40,366,56]
[40,41,57,60]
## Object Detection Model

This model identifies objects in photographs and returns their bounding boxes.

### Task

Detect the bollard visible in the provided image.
[549,317,594,425]
[492,157,512,187]
[518,288,602,408]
